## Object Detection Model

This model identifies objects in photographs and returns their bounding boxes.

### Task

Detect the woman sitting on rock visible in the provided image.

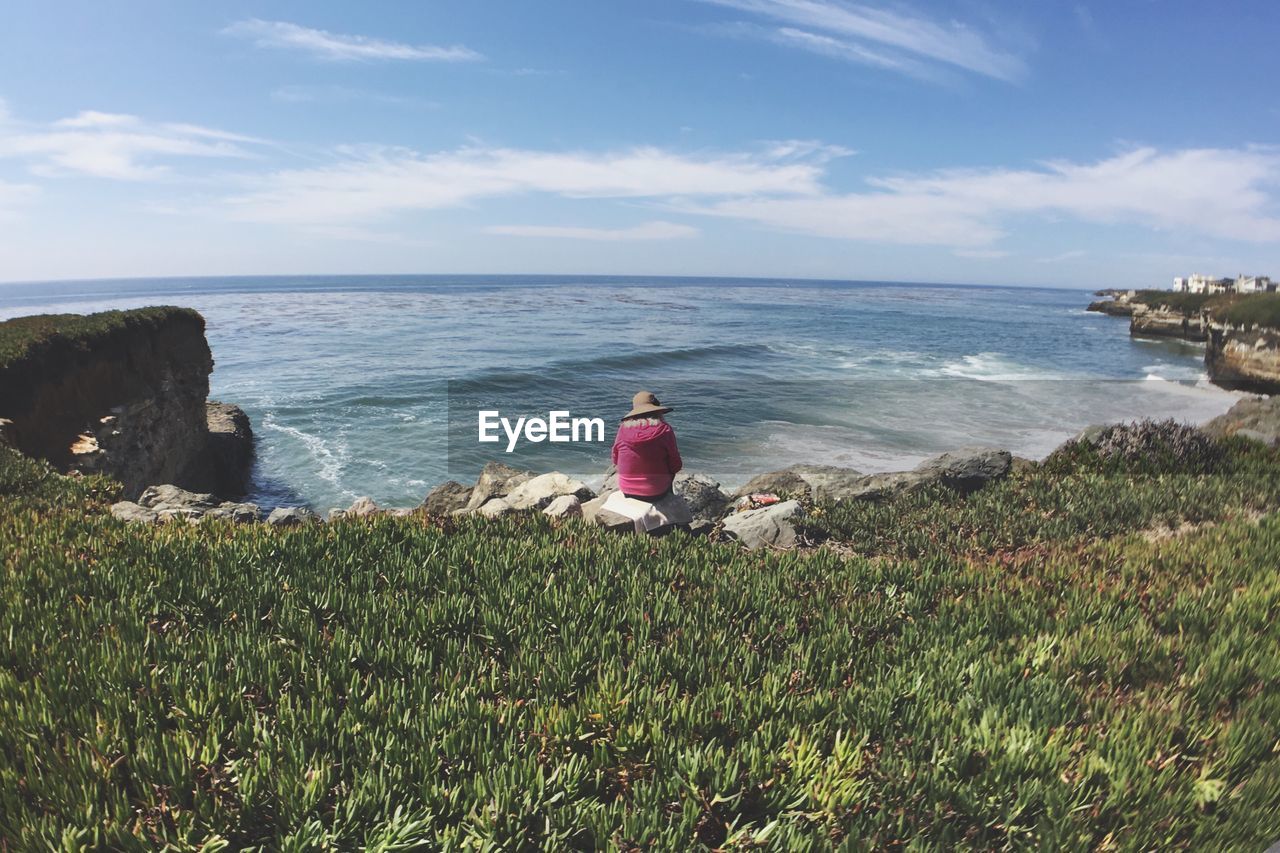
[611,391,682,501]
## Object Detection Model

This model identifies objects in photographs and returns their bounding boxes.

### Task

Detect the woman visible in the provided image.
[611,390,682,501]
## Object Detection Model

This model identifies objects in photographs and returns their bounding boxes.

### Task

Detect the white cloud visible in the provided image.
[0,106,267,180]
[216,141,1280,251]
[1037,249,1086,263]
[224,19,482,62]
[701,0,1026,81]
[485,221,699,241]
[224,145,825,225]
[270,85,437,108]
[954,248,1010,259]
[678,146,1280,247]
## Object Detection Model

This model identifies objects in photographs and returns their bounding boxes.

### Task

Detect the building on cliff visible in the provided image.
[1173,273,1274,294]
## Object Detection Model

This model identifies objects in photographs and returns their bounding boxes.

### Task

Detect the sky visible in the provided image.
[0,0,1277,288]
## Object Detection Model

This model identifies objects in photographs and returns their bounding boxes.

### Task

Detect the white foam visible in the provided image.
[262,413,350,491]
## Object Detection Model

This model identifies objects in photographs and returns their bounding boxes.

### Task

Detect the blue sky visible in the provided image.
[0,1,1277,287]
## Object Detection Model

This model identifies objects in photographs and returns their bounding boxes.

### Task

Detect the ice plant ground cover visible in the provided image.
[2,434,1280,849]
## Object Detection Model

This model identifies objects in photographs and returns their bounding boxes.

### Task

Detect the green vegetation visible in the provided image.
[1213,294,1280,331]
[0,307,201,371]
[3,435,1280,849]
[1128,290,1216,315]
[1127,290,1280,329]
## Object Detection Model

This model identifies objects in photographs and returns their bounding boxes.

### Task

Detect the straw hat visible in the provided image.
[623,390,672,419]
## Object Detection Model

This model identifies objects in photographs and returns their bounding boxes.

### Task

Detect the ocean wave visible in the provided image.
[458,342,773,387]
[262,414,351,491]
[931,352,1065,381]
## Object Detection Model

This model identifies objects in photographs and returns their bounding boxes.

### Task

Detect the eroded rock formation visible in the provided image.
[0,308,253,499]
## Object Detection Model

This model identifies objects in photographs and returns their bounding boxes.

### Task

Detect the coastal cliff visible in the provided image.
[0,307,253,498]
[1207,326,1280,394]
[1129,303,1209,341]
[1089,290,1280,393]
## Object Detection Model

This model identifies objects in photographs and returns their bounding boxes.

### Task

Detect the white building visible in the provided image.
[1181,273,1232,294]
[1236,275,1273,294]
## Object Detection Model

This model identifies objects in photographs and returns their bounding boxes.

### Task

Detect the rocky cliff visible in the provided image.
[1129,304,1209,341]
[0,307,253,499]
[1206,326,1280,395]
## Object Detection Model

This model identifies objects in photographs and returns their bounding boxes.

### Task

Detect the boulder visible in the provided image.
[138,484,220,512]
[733,464,867,502]
[673,471,731,527]
[204,401,254,497]
[421,480,471,515]
[721,500,804,550]
[591,491,693,535]
[110,500,158,524]
[201,502,262,524]
[478,497,513,518]
[580,494,609,524]
[346,496,381,517]
[463,462,534,513]
[1202,395,1280,446]
[267,506,320,527]
[733,468,812,500]
[840,470,930,502]
[912,447,1012,494]
[504,472,595,511]
[542,494,583,518]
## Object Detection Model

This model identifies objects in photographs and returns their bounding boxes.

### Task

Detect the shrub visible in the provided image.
[1049,419,1224,475]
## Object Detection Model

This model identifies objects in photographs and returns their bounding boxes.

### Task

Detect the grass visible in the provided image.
[2,438,1280,849]
[1126,291,1280,329]
[1213,294,1280,331]
[0,307,201,372]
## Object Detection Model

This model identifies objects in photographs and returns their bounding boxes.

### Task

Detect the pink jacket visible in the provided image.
[611,418,683,497]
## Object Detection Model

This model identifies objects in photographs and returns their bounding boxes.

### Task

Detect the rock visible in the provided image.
[733,468,812,500]
[841,470,930,502]
[422,480,471,515]
[673,471,731,526]
[590,491,694,535]
[593,508,636,532]
[598,465,618,495]
[267,506,320,527]
[478,497,513,518]
[1087,298,1137,317]
[1129,304,1208,342]
[1236,428,1280,448]
[463,462,534,513]
[387,508,416,518]
[913,448,1012,494]
[1202,395,1280,446]
[734,464,867,502]
[345,496,381,517]
[1010,455,1037,474]
[138,484,221,512]
[504,472,595,511]
[580,494,609,523]
[721,500,804,550]
[201,502,262,524]
[1206,326,1280,395]
[203,401,254,497]
[110,500,158,524]
[542,494,583,518]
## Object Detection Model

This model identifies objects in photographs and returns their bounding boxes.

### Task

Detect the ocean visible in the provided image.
[0,275,1240,511]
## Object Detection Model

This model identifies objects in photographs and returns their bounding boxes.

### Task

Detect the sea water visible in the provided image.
[0,275,1240,510]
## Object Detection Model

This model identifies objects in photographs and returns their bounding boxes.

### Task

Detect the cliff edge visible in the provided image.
[0,307,253,499]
